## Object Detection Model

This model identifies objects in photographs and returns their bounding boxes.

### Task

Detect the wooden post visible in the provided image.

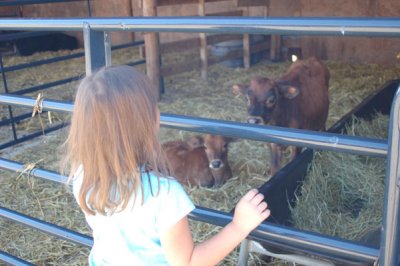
[199,0,208,81]
[143,0,161,100]
[242,6,250,68]
[267,5,281,62]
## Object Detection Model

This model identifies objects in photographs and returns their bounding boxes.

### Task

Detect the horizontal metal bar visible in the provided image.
[191,207,379,264]
[0,157,67,184]
[13,76,80,95]
[0,207,93,247]
[0,52,83,73]
[0,111,31,126]
[127,59,146,67]
[0,122,67,150]
[0,17,399,36]
[0,40,144,73]
[0,159,378,264]
[0,94,387,156]
[0,94,74,112]
[0,250,34,266]
[0,31,53,42]
[161,113,387,157]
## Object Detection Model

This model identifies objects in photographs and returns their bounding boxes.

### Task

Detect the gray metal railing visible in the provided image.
[0,17,399,266]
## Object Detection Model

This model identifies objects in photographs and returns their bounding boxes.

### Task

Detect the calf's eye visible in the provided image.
[245,95,251,104]
[265,95,276,108]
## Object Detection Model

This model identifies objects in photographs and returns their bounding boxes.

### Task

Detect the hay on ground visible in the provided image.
[0,43,399,265]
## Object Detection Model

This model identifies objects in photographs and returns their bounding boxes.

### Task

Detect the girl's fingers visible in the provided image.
[251,192,265,205]
[243,189,259,201]
[258,201,268,211]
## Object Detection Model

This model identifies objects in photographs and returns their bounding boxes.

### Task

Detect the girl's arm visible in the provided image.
[161,189,270,266]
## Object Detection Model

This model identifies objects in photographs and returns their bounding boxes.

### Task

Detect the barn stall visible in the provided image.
[0,3,400,266]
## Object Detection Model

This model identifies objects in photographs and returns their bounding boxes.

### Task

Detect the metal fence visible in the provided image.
[0,17,399,266]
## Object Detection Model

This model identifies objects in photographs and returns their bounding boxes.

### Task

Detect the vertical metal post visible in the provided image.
[380,83,400,266]
[104,31,112,67]
[0,53,17,141]
[83,23,106,75]
[237,239,251,266]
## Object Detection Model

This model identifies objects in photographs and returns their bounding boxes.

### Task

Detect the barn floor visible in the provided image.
[0,45,399,265]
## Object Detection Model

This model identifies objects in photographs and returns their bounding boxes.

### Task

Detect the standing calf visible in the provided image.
[163,134,233,187]
[232,57,330,175]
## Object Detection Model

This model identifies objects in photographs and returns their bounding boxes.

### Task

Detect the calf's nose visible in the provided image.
[247,116,262,124]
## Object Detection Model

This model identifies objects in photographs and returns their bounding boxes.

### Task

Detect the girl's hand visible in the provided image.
[232,189,270,235]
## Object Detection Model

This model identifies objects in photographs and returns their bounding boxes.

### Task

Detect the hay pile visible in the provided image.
[292,112,388,243]
[0,43,399,265]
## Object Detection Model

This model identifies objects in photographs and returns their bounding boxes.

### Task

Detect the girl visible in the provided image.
[64,65,270,266]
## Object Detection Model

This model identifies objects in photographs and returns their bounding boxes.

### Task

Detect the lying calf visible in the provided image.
[163,134,233,187]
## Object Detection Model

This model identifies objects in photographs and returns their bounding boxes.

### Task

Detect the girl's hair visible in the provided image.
[64,65,169,215]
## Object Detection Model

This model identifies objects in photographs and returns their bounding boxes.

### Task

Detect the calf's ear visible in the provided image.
[280,85,300,99]
[232,84,245,96]
[188,135,204,148]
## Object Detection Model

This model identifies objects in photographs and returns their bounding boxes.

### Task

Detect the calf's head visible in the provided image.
[189,134,233,185]
[232,77,300,125]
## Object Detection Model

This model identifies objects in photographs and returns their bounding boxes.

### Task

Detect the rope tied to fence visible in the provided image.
[31,93,53,137]
[32,93,44,117]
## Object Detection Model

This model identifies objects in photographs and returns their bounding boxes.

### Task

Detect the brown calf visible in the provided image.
[232,57,330,175]
[162,135,233,187]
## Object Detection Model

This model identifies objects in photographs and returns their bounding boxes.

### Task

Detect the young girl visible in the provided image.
[64,65,271,266]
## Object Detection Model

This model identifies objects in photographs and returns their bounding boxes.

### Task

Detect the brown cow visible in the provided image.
[162,134,233,187]
[232,57,330,175]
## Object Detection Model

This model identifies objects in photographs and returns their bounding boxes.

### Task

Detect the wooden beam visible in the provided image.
[242,7,250,68]
[160,34,242,54]
[205,10,243,16]
[270,34,281,62]
[161,59,200,77]
[235,0,269,7]
[143,0,161,99]
[199,0,207,81]
[162,42,269,77]
[158,0,226,6]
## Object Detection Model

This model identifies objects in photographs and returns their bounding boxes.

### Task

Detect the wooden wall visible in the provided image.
[9,0,400,65]
[19,0,134,47]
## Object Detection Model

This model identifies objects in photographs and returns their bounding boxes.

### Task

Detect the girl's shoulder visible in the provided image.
[141,171,181,196]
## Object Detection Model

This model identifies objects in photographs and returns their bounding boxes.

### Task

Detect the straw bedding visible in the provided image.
[0,44,399,265]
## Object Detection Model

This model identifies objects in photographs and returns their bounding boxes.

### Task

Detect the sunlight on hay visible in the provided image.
[292,112,388,242]
[0,44,399,265]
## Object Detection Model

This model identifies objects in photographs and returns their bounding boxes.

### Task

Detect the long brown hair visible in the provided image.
[64,65,169,215]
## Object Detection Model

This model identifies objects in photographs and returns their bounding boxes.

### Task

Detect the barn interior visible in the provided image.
[0,0,400,265]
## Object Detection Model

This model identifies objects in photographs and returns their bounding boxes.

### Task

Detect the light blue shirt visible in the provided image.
[73,166,195,265]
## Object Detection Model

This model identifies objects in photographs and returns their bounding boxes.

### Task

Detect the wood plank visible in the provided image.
[199,0,207,80]
[161,38,200,54]
[205,10,242,16]
[270,34,281,62]
[207,34,242,45]
[162,43,268,77]
[161,59,200,77]
[0,0,86,6]
[235,0,269,7]
[158,0,227,7]
[143,0,161,99]
[160,34,242,54]
[242,7,249,68]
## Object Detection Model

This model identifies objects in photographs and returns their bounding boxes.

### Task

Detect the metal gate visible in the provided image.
[0,17,399,265]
